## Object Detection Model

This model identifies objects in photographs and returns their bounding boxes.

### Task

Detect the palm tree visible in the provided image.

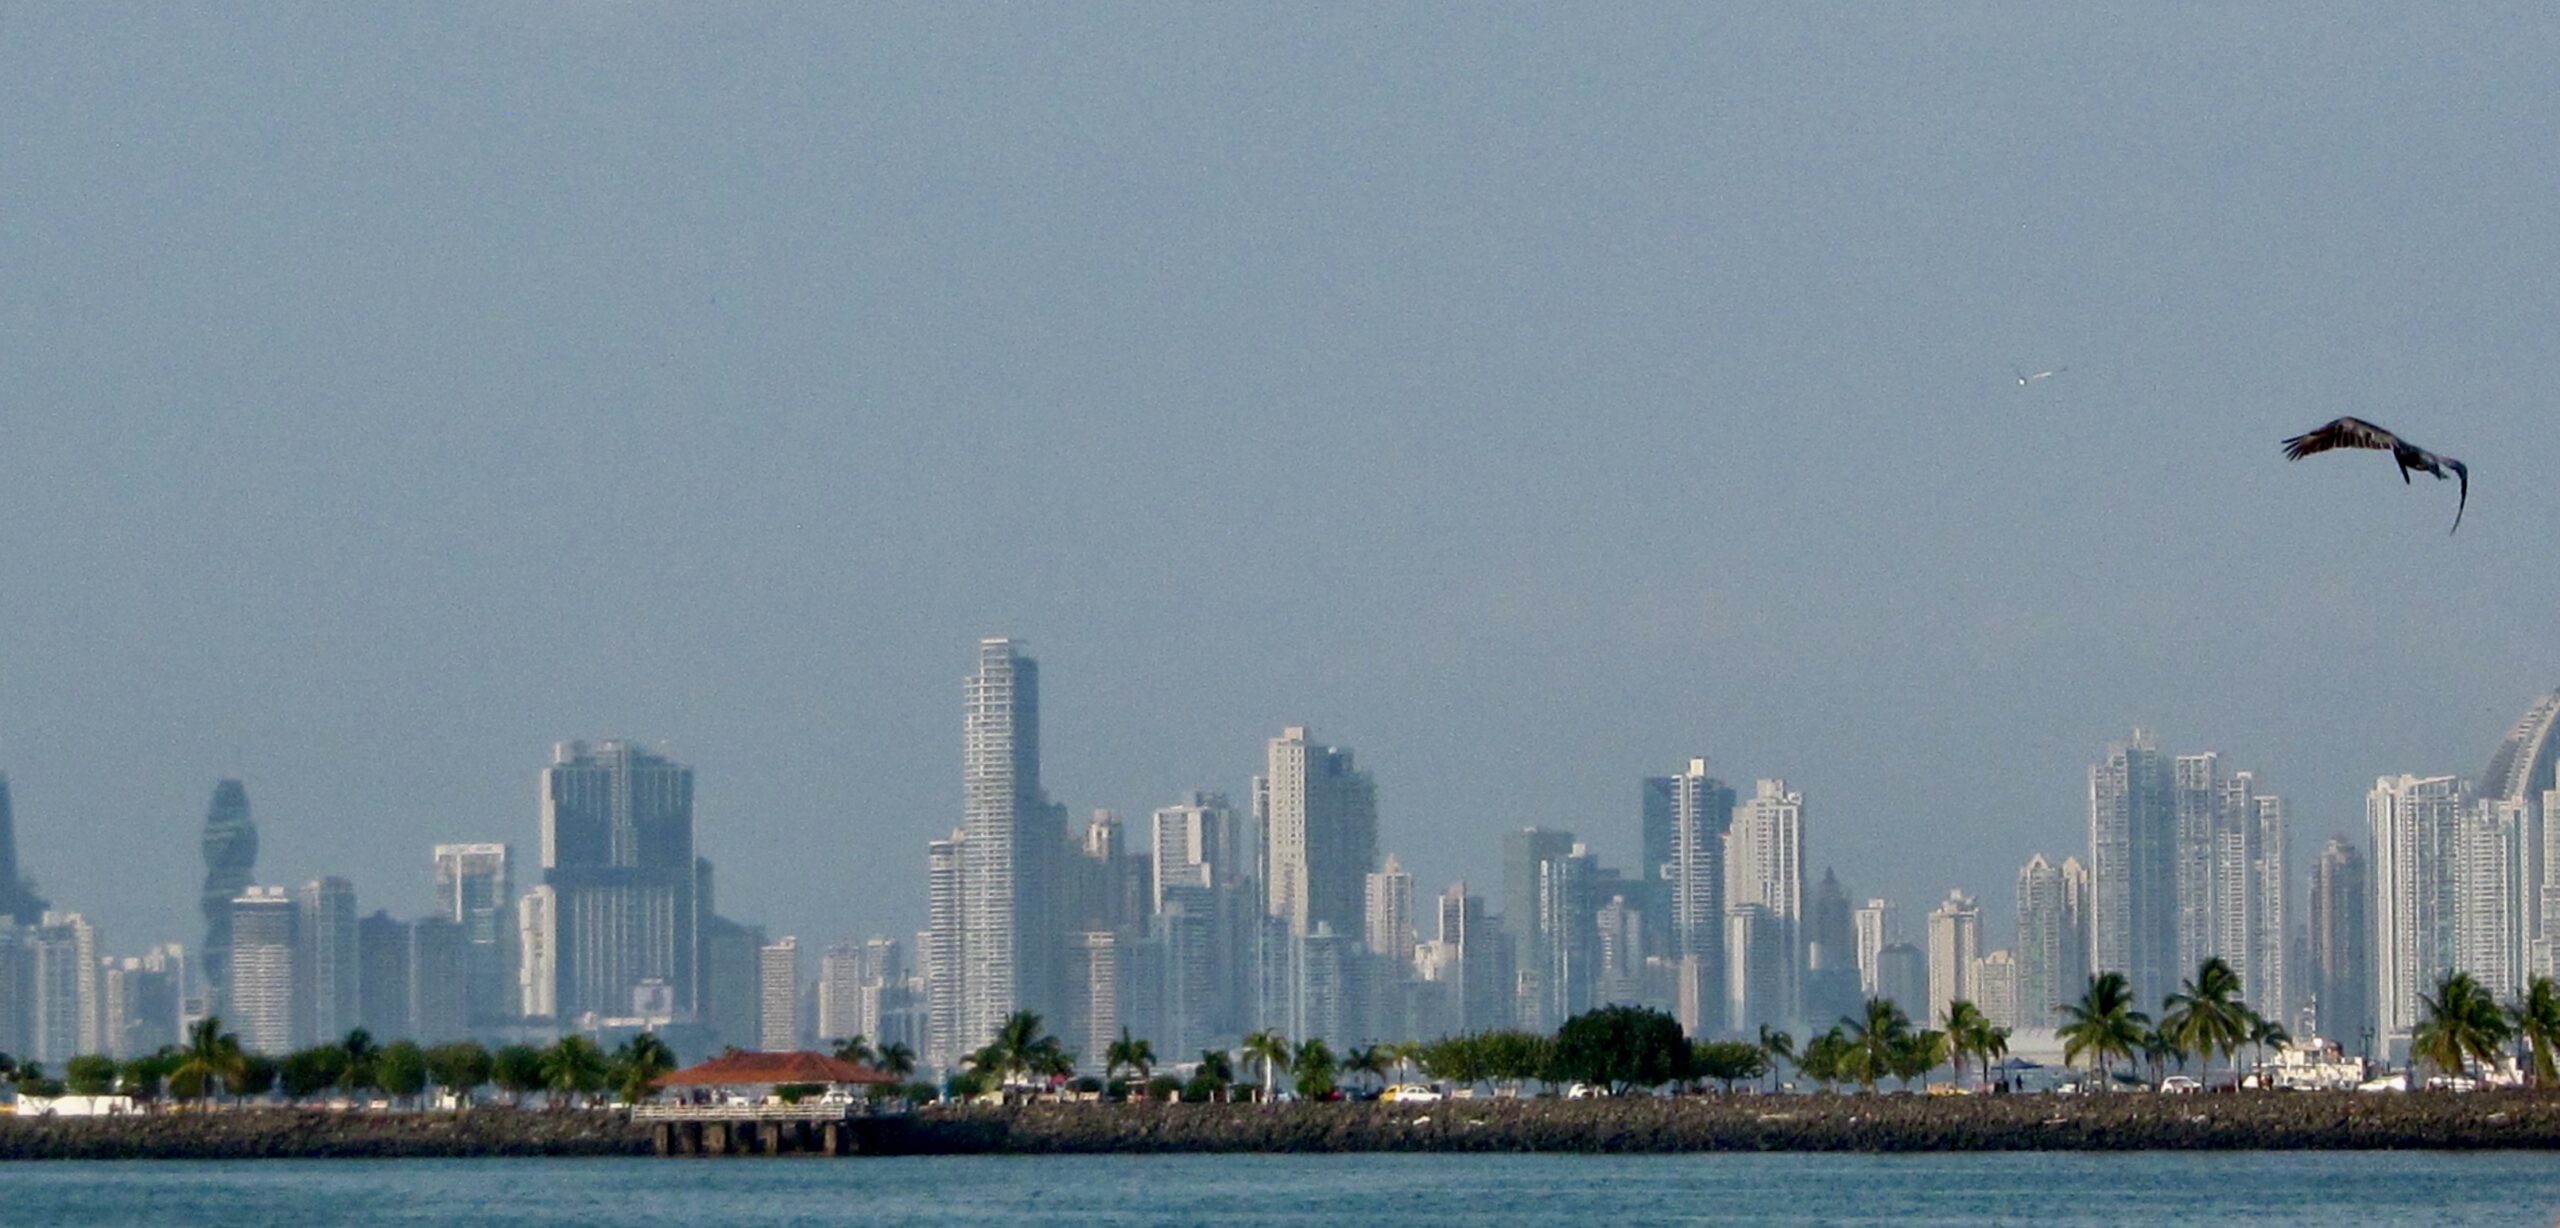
[1104,1029,1156,1092]
[2159,958,2247,1085]
[1797,1028,1849,1093]
[2512,977,2560,1088]
[1195,1049,1236,1102]
[1345,1045,1392,1095]
[2240,1011,2289,1087]
[612,1032,677,1104]
[171,1016,246,1106]
[541,1035,609,1108]
[831,1035,875,1066]
[2414,971,2511,1084]
[2140,1024,2187,1083]
[1757,1024,1796,1094]
[1940,1001,1988,1090]
[1389,1040,1425,1084]
[2058,972,2149,1090]
[876,1042,917,1082]
[1841,999,1912,1091]
[1241,1030,1291,1102]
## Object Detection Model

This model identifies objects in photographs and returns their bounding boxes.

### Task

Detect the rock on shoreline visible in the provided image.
[5,1094,2558,1159]
[876,1093,2560,1154]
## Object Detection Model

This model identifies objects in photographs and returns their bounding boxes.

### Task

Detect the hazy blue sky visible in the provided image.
[5,4,2558,954]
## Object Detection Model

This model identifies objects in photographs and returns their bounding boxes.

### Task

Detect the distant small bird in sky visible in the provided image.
[2279,416,2469,533]
[2015,367,2064,387]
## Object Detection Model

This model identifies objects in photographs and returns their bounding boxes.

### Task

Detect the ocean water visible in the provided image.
[8,1152,2559,1226]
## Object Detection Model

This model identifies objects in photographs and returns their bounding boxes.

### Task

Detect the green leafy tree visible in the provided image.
[120,1051,175,1104]
[337,1028,381,1096]
[1420,1035,1489,1094]
[2139,1025,2184,1083]
[171,1016,248,1105]
[1343,1045,1393,1095]
[424,1042,495,1106]
[1693,1040,1768,1093]
[1796,1028,1850,1092]
[1551,1006,1693,1095]
[233,1054,279,1099]
[1291,1038,1338,1099]
[1241,1030,1292,1101]
[831,1035,874,1066]
[377,1041,430,1106]
[2415,971,2511,1083]
[13,1061,65,1099]
[63,1054,119,1097]
[279,1047,349,1101]
[1892,1028,1948,1090]
[2058,972,2149,1089]
[491,1044,547,1107]
[1478,1030,1554,1096]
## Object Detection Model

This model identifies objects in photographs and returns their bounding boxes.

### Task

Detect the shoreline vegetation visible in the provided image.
[7,1094,2560,1160]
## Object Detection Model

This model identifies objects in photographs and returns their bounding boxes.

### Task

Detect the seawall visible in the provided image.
[7,1094,2560,1158]
[873,1093,2560,1154]
[0,1108,649,1160]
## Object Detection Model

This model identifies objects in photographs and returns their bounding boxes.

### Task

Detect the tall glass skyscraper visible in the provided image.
[0,773,47,926]
[433,843,515,1026]
[199,780,257,1013]
[958,639,1065,1055]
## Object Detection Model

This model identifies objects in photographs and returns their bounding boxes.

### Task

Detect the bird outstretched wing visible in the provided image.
[2445,457,2468,534]
[2280,416,2403,461]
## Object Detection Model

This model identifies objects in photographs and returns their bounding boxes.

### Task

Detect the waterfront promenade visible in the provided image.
[5,1094,2560,1159]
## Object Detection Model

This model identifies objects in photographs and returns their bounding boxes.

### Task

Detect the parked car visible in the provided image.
[1563,1083,1603,1099]
[2158,1076,2202,1095]
[1380,1084,1442,1103]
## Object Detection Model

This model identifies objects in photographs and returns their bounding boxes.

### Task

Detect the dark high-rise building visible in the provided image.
[199,781,257,1013]
[409,916,470,1043]
[1874,941,1928,1015]
[0,774,49,925]
[432,843,515,1027]
[1503,828,1593,1032]
[1804,867,1861,1024]
[2089,733,2176,1008]
[356,911,413,1040]
[539,741,698,1021]
[2309,834,2373,1049]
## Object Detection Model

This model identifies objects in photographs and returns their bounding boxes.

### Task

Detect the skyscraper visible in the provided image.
[2308,834,2372,1045]
[2015,854,2090,1035]
[1150,792,1234,912]
[228,886,297,1054]
[295,877,358,1045]
[432,843,515,1026]
[759,936,799,1052]
[1262,726,1378,939]
[200,781,257,1013]
[1925,890,1979,1021]
[409,916,469,1042]
[539,740,698,1022]
[1503,828,1588,1032]
[923,830,965,1070]
[0,774,48,925]
[1804,868,1860,1024]
[1726,779,1804,1024]
[28,912,98,1063]
[2457,798,2527,1000]
[357,910,412,1038]
[1650,759,1735,979]
[1854,898,1897,997]
[1364,854,1415,959]
[2370,774,2465,1053]
[958,639,1067,1057]
[817,943,863,1043]
[2089,733,2175,1007]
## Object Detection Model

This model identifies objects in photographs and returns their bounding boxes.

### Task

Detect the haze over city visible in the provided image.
[5,3,2557,966]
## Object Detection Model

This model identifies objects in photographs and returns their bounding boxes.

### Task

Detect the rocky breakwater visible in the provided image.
[871,1092,2560,1154]
[0,1108,651,1160]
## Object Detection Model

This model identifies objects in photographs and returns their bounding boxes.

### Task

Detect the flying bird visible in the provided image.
[2279,416,2469,533]
[2015,367,2064,387]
